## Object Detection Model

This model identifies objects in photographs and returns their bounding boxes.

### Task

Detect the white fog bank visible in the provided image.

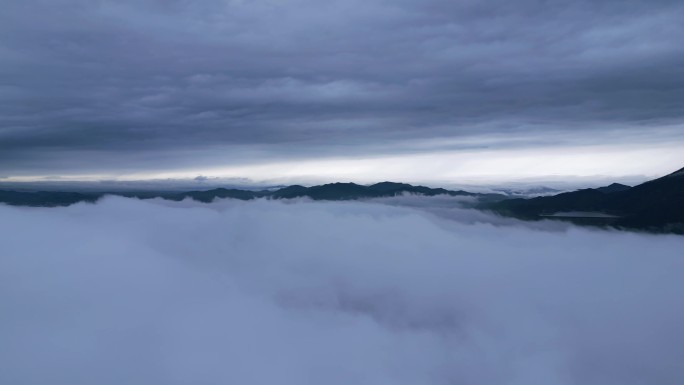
[1,197,683,385]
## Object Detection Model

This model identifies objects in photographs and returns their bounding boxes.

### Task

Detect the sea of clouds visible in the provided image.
[1,196,683,385]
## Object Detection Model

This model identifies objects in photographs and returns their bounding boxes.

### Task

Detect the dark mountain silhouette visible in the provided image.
[274,182,372,200]
[0,181,488,207]
[183,188,269,202]
[270,185,309,199]
[368,182,473,197]
[596,183,631,194]
[2,169,682,233]
[0,190,100,207]
[270,181,477,200]
[489,167,684,233]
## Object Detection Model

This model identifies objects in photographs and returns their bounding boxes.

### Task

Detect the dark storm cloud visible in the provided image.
[1,0,683,174]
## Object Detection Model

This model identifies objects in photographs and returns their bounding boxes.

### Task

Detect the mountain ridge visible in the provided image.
[2,167,682,234]
[0,181,499,207]
[488,166,684,233]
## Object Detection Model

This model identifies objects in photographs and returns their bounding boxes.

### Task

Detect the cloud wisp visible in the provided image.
[1,197,683,384]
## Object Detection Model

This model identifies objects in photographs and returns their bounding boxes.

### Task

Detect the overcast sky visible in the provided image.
[1,0,684,184]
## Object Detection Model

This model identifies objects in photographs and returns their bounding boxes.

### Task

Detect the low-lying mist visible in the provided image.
[1,196,683,385]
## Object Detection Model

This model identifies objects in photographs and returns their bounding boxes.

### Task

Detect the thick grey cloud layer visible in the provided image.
[1,0,684,174]
[1,197,684,384]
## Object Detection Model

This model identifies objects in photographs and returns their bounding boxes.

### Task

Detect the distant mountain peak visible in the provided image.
[596,183,631,194]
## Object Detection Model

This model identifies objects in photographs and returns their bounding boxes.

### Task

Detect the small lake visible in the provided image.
[541,211,620,218]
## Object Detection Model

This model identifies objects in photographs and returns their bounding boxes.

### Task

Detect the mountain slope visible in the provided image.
[489,167,684,232]
[606,167,684,229]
